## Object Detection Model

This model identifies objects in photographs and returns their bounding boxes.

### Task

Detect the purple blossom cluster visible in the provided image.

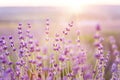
[0,20,120,80]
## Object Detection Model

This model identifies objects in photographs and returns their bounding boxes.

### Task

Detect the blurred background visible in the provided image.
[0,5,120,43]
[0,0,120,51]
[0,0,120,37]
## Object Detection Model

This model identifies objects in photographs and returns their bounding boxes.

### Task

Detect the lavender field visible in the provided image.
[0,6,120,80]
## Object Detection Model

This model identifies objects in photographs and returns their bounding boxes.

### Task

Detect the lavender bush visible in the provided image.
[0,20,120,80]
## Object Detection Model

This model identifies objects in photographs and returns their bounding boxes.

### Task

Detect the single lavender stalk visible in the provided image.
[45,18,50,42]
[109,36,120,80]
[93,24,105,80]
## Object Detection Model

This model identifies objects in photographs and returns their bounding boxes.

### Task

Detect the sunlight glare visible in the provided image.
[65,0,88,14]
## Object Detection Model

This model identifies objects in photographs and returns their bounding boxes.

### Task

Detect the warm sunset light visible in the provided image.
[64,1,87,14]
[0,0,120,14]
[0,0,120,80]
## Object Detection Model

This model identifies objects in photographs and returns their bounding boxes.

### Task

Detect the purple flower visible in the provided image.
[59,55,65,62]
[83,71,92,80]
[9,36,12,40]
[95,53,100,59]
[96,24,101,31]
[111,63,117,73]
[6,68,12,73]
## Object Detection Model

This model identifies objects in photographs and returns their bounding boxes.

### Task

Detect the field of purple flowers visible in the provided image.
[0,19,120,80]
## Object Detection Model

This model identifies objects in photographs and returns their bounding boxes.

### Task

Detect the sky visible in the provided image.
[0,0,120,7]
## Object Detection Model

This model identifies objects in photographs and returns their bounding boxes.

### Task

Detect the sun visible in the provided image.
[65,0,88,14]
[68,5,85,14]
